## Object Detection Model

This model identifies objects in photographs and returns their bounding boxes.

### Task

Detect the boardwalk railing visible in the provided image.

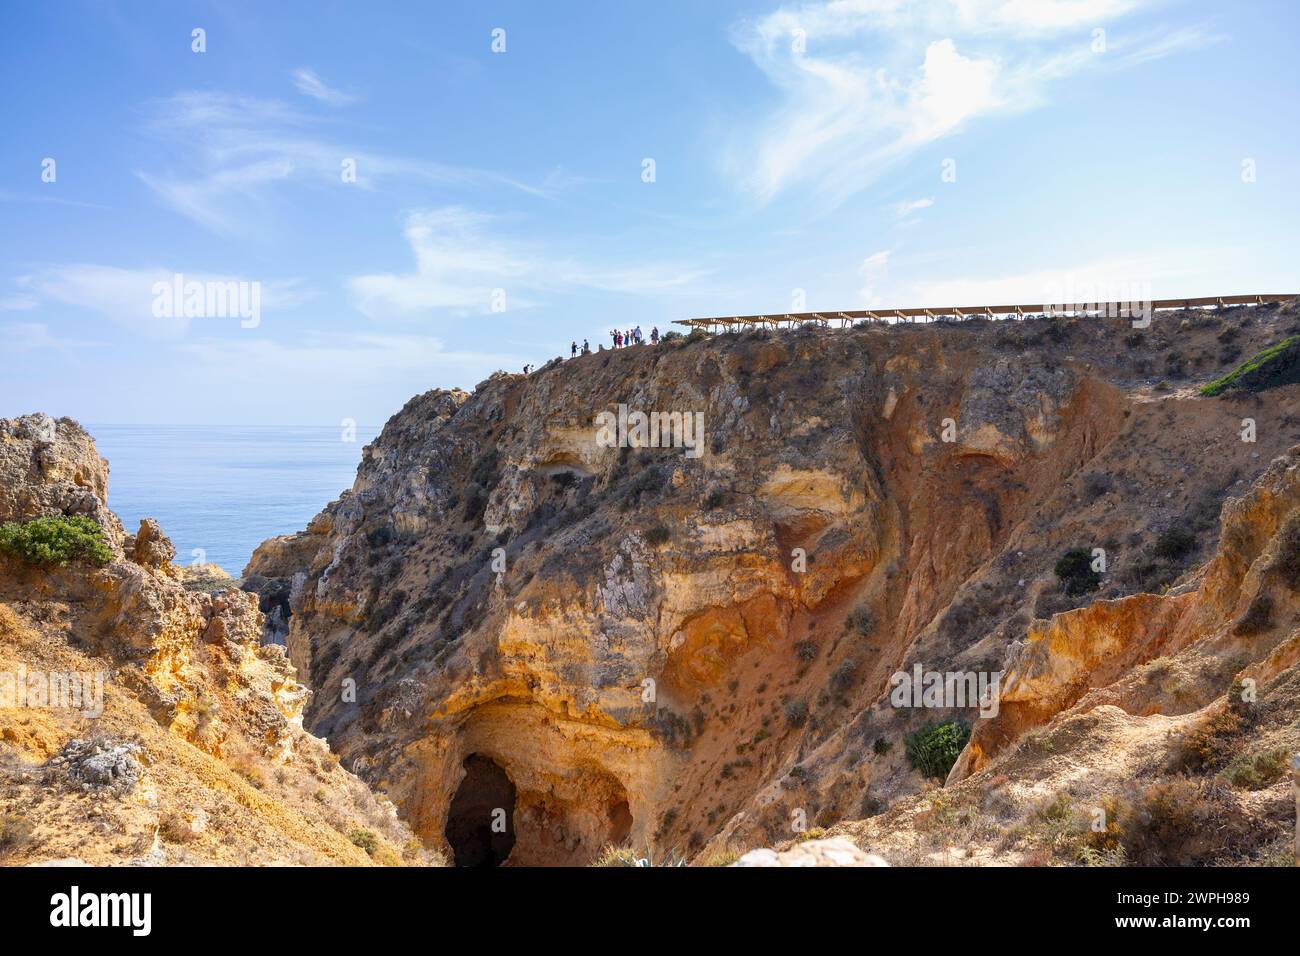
[675,293,1298,332]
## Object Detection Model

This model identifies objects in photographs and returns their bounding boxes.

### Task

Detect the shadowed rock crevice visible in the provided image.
[444,754,517,867]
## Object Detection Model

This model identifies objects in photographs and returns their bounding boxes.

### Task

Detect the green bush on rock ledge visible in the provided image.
[0,515,112,567]
[905,720,971,780]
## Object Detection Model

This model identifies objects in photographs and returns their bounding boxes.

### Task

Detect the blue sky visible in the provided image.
[2,0,1297,425]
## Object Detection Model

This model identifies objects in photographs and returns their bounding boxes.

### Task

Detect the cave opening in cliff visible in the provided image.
[445,754,517,867]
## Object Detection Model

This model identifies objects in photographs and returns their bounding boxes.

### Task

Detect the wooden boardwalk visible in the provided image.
[675,293,1298,332]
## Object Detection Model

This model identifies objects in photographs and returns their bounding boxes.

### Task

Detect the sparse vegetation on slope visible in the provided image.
[1200,335,1300,396]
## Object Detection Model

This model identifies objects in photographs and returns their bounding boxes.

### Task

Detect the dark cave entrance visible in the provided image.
[445,754,517,867]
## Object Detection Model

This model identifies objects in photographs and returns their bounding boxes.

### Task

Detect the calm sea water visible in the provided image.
[88,425,379,576]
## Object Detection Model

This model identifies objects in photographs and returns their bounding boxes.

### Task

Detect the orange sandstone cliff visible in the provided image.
[240,302,1300,866]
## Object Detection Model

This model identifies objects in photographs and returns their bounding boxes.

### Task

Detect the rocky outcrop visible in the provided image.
[0,414,124,552]
[126,518,177,570]
[246,303,1300,865]
[0,416,427,866]
[954,442,1300,778]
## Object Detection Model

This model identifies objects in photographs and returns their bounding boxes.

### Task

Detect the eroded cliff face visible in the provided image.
[0,415,425,866]
[247,302,1300,865]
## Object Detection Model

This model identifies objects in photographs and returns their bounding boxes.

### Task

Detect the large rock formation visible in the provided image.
[0,413,124,551]
[0,417,428,866]
[246,302,1300,865]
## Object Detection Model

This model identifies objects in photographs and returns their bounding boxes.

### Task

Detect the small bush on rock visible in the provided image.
[0,515,111,566]
[1054,547,1100,596]
[906,720,971,780]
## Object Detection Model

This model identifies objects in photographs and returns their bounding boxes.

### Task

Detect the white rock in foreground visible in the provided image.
[733,837,889,867]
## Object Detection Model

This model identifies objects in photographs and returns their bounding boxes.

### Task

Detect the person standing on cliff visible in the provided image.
[651,326,659,344]
[582,338,589,354]
[571,341,577,358]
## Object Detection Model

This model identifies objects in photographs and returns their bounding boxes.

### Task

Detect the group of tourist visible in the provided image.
[525,326,665,375]
[609,326,659,348]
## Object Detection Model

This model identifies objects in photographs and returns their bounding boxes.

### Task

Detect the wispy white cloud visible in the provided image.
[172,331,524,397]
[12,264,311,339]
[727,0,1217,205]
[291,67,357,106]
[894,197,934,218]
[951,0,1144,36]
[858,248,892,305]
[3,321,104,353]
[349,207,712,321]
[0,293,38,311]
[135,92,559,235]
[901,254,1192,305]
[0,189,111,211]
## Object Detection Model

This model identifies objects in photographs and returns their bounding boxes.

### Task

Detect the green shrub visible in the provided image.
[1054,547,1100,596]
[784,699,808,727]
[793,640,818,662]
[872,736,892,756]
[831,659,859,692]
[1115,778,1245,865]
[0,515,112,567]
[1083,473,1112,500]
[1223,748,1290,791]
[905,720,971,780]
[845,606,875,636]
[1153,528,1196,561]
[469,448,500,488]
[349,829,380,855]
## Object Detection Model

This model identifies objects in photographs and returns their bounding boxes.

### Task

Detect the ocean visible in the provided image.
[88,424,379,576]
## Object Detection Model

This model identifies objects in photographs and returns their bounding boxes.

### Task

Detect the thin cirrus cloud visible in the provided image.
[894,197,934,218]
[348,207,714,322]
[134,91,559,236]
[726,0,1218,206]
[3,321,105,354]
[171,332,528,407]
[900,254,1201,305]
[291,68,357,106]
[11,264,312,340]
[858,248,892,305]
